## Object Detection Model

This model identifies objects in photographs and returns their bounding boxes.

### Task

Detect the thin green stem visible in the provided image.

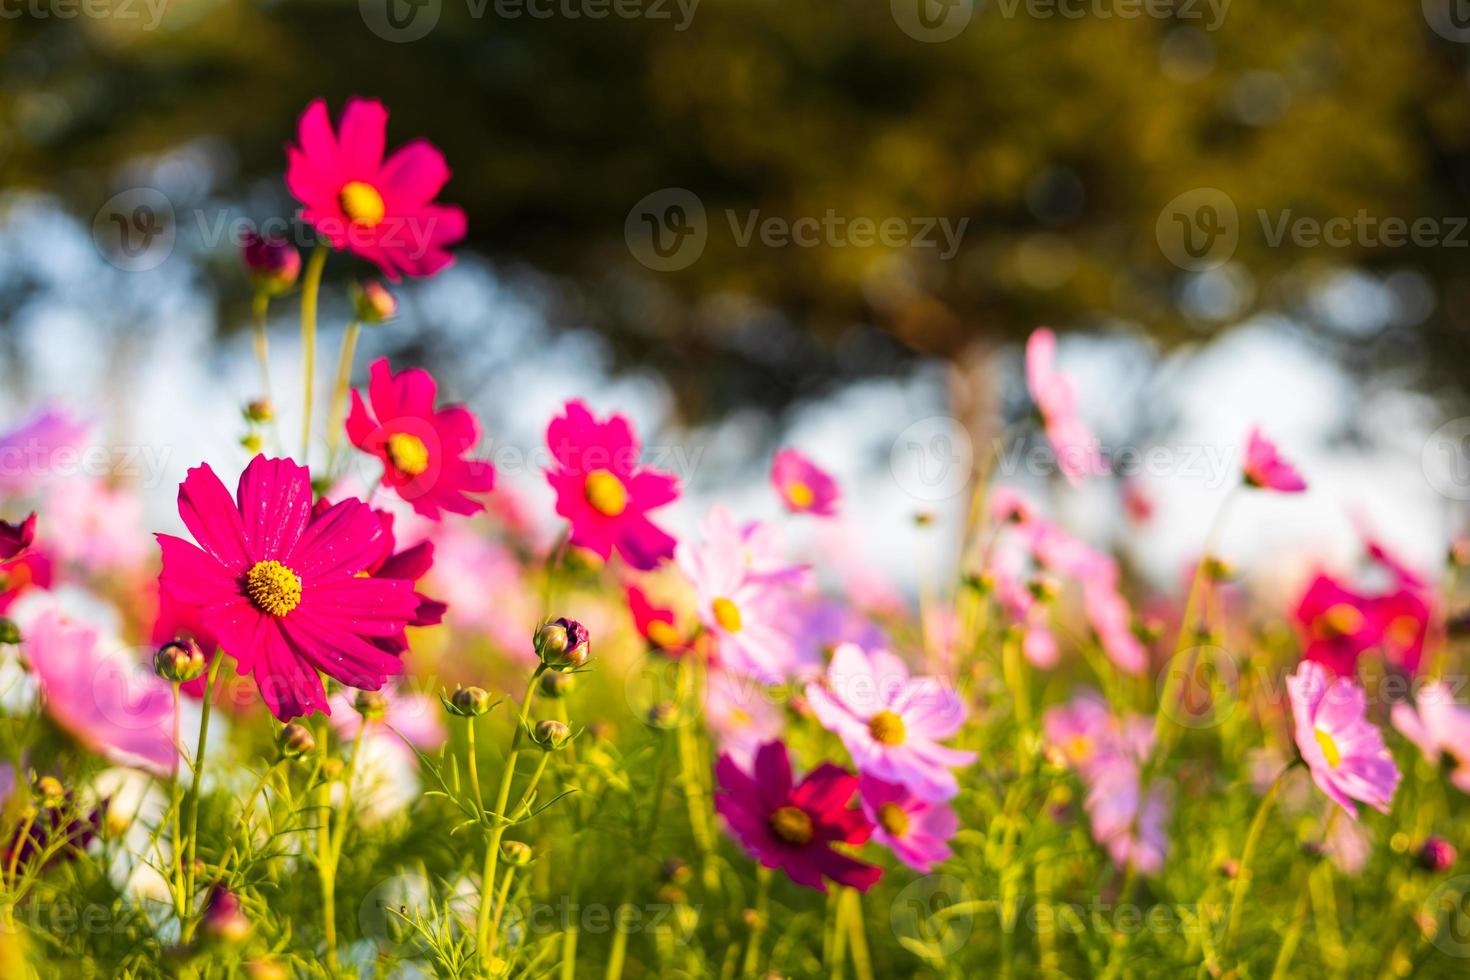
[179,655,223,941]
[1223,767,1287,954]
[298,244,328,460]
[741,866,771,976]
[324,319,361,459]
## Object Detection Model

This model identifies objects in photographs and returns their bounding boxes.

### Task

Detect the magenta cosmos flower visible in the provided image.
[715,740,880,892]
[806,644,975,802]
[679,507,809,683]
[156,455,421,720]
[1242,426,1307,493]
[1391,681,1470,794]
[1287,660,1400,818]
[544,400,679,571]
[626,583,687,655]
[25,609,176,775]
[1025,328,1104,484]
[286,97,466,280]
[859,774,957,873]
[770,448,839,517]
[347,358,495,520]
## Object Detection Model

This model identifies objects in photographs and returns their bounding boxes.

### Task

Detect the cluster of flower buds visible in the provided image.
[241,231,301,297]
[534,617,590,672]
[154,637,207,684]
[445,686,494,717]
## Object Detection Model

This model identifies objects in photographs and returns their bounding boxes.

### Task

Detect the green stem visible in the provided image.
[741,866,771,976]
[844,888,872,980]
[298,244,328,460]
[1224,768,1287,954]
[1270,888,1312,980]
[324,319,361,459]
[179,655,223,940]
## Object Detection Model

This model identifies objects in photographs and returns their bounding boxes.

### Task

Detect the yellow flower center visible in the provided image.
[786,481,815,510]
[728,708,752,728]
[1066,735,1093,762]
[769,805,813,846]
[712,597,743,633]
[1318,603,1365,638]
[340,181,386,227]
[246,560,303,617]
[877,802,910,837]
[386,433,430,477]
[646,619,682,649]
[1314,727,1342,769]
[869,710,907,746]
[584,469,628,517]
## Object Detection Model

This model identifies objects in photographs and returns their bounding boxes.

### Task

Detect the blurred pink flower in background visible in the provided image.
[805,644,974,801]
[545,400,679,571]
[329,685,445,750]
[1287,660,1400,818]
[1242,426,1307,493]
[423,523,535,655]
[858,774,956,872]
[0,409,90,495]
[704,668,783,769]
[25,609,176,775]
[347,358,495,520]
[1025,328,1104,484]
[1391,681,1470,793]
[286,98,466,279]
[770,448,839,516]
[44,478,149,574]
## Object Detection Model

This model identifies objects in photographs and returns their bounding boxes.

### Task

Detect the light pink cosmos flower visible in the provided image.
[770,449,839,517]
[44,478,149,574]
[1025,328,1105,484]
[1086,767,1171,876]
[286,98,466,280]
[859,774,957,873]
[1242,426,1307,493]
[1391,681,1470,793]
[805,644,975,802]
[545,400,680,571]
[0,409,90,494]
[704,668,784,770]
[1287,660,1400,818]
[679,507,809,683]
[329,685,445,751]
[25,610,176,776]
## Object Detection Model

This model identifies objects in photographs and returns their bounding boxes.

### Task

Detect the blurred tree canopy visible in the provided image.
[4,0,1470,418]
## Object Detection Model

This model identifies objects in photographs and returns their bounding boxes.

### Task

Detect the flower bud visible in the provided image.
[1203,556,1235,581]
[530,719,572,751]
[351,279,397,324]
[1027,576,1060,603]
[1419,836,1458,873]
[36,775,64,809]
[241,433,264,453]
[645,702,679,728]
[446,686,494,717]
[0,618,22,645]
[154,638,206,684]
[241,231,301,296]
[539,671,576,699]
[500,840,534,866]
[534,617,590,671]
[244,399,275,424]
[204,885,250,943]
[277,722,316,760]
[354,689,388,722]
[660,858,690,884]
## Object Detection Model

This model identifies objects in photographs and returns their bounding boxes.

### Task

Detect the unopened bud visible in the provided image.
[354,689,388,722]
[500,840,534,866]
[36,776,64,809]
[446,686,493,717]
[241,433,264,453]
[244,399,275,424]
[534,617,590,671]
[204,885,250,943]
[531,719,572,751]
[645,702,679,728]
[242,231,301,296]
[351,279,397,324]
[1419,836,1458,873]
[539,671,575,699]
[0,618,20,645]
[277,722,316,760]
[154,638,206,683]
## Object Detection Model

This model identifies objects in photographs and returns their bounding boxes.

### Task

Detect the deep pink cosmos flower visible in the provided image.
[858,775,956,873]
[1286,660,1400,818]
[25,610,176,775]
[626,583,686,655]
[545,400,679,571]
[286,98,466,280]
[1025,328,1105,484]
[355,506,447,655]
[1294,573,1431,678]
[1391,681,1470,794]
[805,644,975,802]
[1242,426,1307,493]
[770,449,839,517]
[347,358,495,520]
[0,513,35,559]
[714,740,880,893]
[156,455,421,720]
[680,507,809,683]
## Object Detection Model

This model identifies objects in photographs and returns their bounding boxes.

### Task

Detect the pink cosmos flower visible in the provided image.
[1286,660,1400,818]
[25,610,176,775]
[155,455,420,720]
[770,449,839,516]
[704,668,783,770]
[286,98,466,280]
[1391,681,1470,794]
[0,515,47,614]
[1025,328,1105,484]
[357,507,447,656]
[0,409,89,494]
[44,478,149,573]
[805,644,975,802]
[1294,573,1431,678]
[626,583,687,655]
[714,740,880,893]
[858,775,956,873]
[544,400,679,571]
[1242,426,1307,493]
[1086,766,1171,876]
[347,358,495,520]
[679,507,808,683]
